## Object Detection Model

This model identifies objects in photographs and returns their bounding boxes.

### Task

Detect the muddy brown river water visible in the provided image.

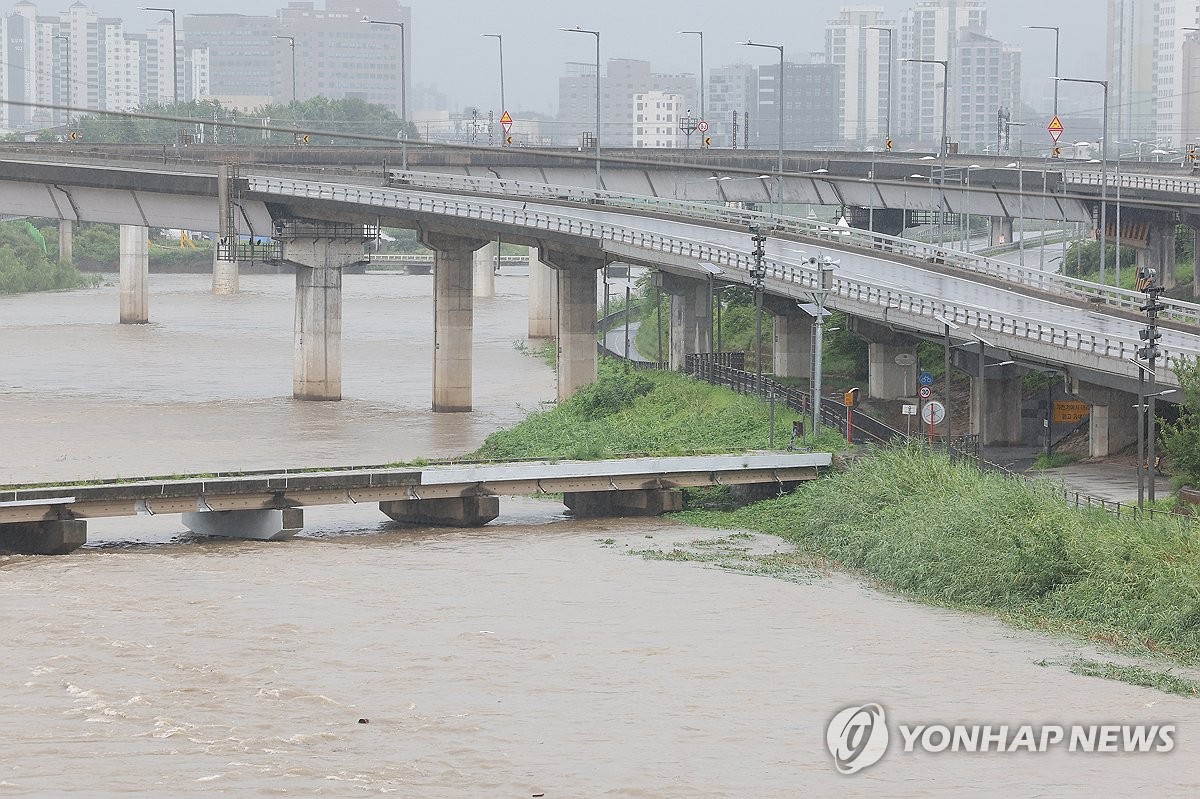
[1,273,1197,796]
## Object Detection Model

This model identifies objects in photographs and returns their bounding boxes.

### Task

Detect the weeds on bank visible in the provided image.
[674,443,1200,666]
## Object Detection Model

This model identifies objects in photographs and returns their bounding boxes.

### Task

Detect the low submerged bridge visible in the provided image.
[0,452,832,555]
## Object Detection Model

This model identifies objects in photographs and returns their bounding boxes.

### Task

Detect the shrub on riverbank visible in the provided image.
[0,222,94,294]
[679,444,1200,663]
[471,359,844,461]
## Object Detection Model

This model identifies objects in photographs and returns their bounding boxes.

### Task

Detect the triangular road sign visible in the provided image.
[1047,115,1064,144]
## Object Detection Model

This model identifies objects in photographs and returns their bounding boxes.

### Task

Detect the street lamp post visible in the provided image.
[481,34,505,145]
[866,26,893,150]
[933,313,960,445]
[141,7,177,108]
[362,18,407,122]
[901,58,949,248]
[1024,26,1060,121]
[678,31,704,132]
[811,257,835,435]
[273,35,296,112]
[739,40,785,218]
[562,27,601,189]
[54,35,70,127]
[1056,76,1109,286]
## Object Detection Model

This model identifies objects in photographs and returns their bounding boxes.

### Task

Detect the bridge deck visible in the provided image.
[0,453,832,526]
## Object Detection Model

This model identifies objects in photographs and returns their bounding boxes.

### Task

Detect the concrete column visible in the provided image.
[528,248,557,339]
[119,224,149,324]
[1071,380,1139,458]
[293,265,342,400]
[182,509,303,541]
[0,520,87,555]
[281,233,367,402]
[761,297,813,379]
[989,216,1014,247]
[1180,214,1200,297]
[563,489,683,517]
[424,231,489,413]
[472,239,497,299]
[969,372,1024,446]
[662,272,711,371]
[58,219,73,264]
[849,318,918,400]
[212,245,240,295]
[540,248,602,401]
[380,497,500,527]
[1145,216,1178,290]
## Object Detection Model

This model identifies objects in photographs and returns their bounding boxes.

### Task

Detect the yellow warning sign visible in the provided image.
[1053,400,1089,424]
[1047,115,1064,144]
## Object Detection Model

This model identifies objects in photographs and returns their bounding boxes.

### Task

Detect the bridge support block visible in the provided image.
[0,519,87,555]
[58,219,73,264]
[380,496,500,527]
[850,318,918,400]
[293,265,343,400]
[763,296,813,379]
[119,224,149,324]
[472,240,497,299]
[1137,216,1178,290]
[1071,380,1139,458]
[182,508,304,541]
[661,272,712,370]
[563,489,684,517]
[539,248,602,400]
[989,216,1014,247]
[528,248,557,339]
[424,231,490,413]
[969,371,1024,446]
[212,247,240,295]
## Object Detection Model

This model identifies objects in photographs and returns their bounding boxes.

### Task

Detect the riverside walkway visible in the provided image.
[0,452,831,555]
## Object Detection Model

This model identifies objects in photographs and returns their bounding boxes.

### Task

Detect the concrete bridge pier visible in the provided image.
[661,272,711,370]
[967,363,1024,446]
[1136,215,1178,290]
[212,246,240,295]
[119,224,149,324]
[182,508,304,541]
[58,220,72,264]
[845,206,905,238]
[1071,380,1139,458]
[0,519,87,555]
[989,216,1014,247]
[380,497,500,527]
[563,489,683,517]
[1182,212,1200,297]
[472,239,497,299]
[423,231,489,412]
[849,318,918,400]
[282,231,367,401]
[528,248,557,339]
[540,247,603,400]
[763,296,813,380]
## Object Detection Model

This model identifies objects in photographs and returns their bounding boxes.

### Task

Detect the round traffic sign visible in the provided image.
[919,385,932,400]
[697,120,709,133]
[894,353,917,367]
[918,371,935,387]
[921,401,946,425]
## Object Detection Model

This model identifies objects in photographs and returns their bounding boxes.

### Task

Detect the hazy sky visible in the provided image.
[103,0,1107,118]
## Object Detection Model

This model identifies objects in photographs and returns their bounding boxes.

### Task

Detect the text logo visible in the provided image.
[827,703,890,774]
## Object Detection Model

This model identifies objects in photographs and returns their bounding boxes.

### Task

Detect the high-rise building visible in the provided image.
[898,0,986,150]
[1109,0,1200,147]
[954,30,1020,153]
[558,58,696,147]
[707,63,756,147]
[826,5,895,148]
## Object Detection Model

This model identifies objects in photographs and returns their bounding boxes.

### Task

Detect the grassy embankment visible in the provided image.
[478,362,1200,683]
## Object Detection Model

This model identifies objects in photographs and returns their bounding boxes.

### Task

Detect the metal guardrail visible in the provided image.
[384,169,1200,327]
[1066,170,1200,197]
[248,174,1199,387]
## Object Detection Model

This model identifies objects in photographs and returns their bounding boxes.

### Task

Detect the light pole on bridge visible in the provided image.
[481,34,506,145]
[362,18,407,123]
[562,26,602,190]
[140,7,178,109]
[901,57,949,249]
[1055,76,1109,287]
[738,40,785,219]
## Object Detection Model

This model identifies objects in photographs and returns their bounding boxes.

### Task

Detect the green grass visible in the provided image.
[674,443,1200,665]
[470,359,847,462]
[1065,659,1200,697]
[1032,452,1083,470]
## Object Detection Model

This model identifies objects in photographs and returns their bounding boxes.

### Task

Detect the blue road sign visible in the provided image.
[918,371,935,387]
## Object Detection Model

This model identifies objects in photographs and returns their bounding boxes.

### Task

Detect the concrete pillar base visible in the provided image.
[212,252,239,295]
[119,224,149,324]
[989,216,1014,247]
[472,240,497,298]
[528,249,557,339]
[58,219,73,264]
[662,272,712,370]
[563,489,684,517]
[771,310,813,379]
[380,496,500,527]
[969,373,1024,446]
[182,508,304,541]
[293,265,342,401]
[538,249,602,400]
[1071,380,1139,458]
[0,519,87,555]
[425,231,489,413]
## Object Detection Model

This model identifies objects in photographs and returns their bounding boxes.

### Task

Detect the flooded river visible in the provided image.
[2,273,1198,796]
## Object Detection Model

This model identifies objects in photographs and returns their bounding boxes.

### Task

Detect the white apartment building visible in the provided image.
[632,90,683,148]
[826,5,895,148]
[898,0,986,149]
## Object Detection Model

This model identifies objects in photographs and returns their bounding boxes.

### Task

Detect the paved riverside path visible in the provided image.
[984,445,1173,505]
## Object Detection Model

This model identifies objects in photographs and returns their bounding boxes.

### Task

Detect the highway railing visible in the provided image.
[1066,169,1200,197]
[383,169,1200,327]
[248,175,1198,387]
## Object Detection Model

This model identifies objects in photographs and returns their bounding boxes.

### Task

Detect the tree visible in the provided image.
[1161,356,1200,489]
